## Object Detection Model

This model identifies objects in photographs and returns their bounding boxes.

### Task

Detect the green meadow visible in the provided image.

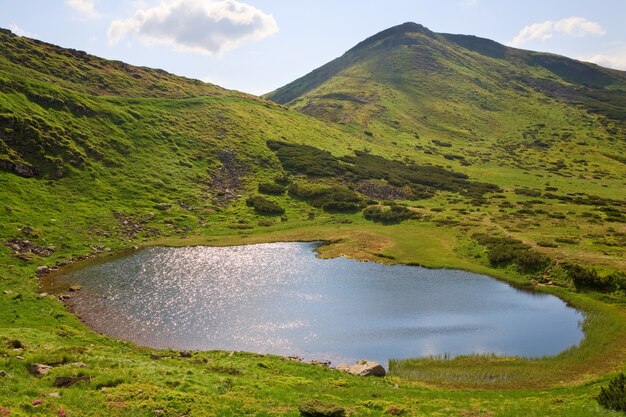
[2,23,626,416]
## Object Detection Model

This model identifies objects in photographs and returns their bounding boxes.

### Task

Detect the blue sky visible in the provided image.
[2,0,626,95]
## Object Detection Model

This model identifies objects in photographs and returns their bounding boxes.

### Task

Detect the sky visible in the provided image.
[2,0,626,95]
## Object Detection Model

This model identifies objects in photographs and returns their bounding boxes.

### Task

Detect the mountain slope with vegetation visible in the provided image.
[266,21,626,273]
[1,24,626,416]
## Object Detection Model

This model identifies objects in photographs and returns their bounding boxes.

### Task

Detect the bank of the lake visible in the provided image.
[2,224,626,416]
[46,242,584,367]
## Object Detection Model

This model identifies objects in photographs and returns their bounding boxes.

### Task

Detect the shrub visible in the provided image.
[514,188,542,197]
[597,373,626,412]
[298,400,345,417]
[288,182,363,212]
[537,241,558,248]
[564,264,611,291]
[473,234,549,273]
[608,272,626,291]
[267,141,345,177]
[245,196,284,215]
[258,182,285,195]
[363,205,414,224]
[432,139,452,147]
[515,251,550,273]
[274,174,291,186]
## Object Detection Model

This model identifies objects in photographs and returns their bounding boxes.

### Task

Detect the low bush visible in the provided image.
[363,205,415,224]
[245,196,285,215]
[274,174,291,186]
[267,140,345,177]
[288,182,363,212]
[258,182,285,195]
[597,373,626,412]
[514,188,542,197]
[564,264,612,291]
[473,234,549,273]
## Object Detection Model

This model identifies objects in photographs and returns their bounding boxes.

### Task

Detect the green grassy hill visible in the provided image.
[1,24,626,416]
[265,22,626,272]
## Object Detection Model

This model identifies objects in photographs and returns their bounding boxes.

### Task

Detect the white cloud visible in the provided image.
[8,23,35,38]
[108,0,279,57]
[510,17,606,47]
[584,53,626,71]
[65,0,101,19]
[554,17,605,37]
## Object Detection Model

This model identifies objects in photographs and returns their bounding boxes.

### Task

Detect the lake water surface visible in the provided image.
[51,242,584,366]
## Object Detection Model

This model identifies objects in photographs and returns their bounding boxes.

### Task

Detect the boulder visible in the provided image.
[336,360,386,377]
[68,285,82,292]
[36,266,50,275]
[37,293,48,299]
[28,364,52,376]
[68,362,87,368]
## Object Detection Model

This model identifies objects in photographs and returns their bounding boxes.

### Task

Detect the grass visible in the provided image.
[1,26,626,416]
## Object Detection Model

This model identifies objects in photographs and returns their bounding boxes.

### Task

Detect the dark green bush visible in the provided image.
[514,188,542,197]
[288,182,363,212]
[607,272,626,291]
[258,182,285,195]
[246,196,285,215]
[564,263,611,291]
[432,139,452,147]
[514,250,550,273]
[267,141,345,177]
[274,174,291,186]
[473,234,549,273]
[268,141,501,200]
[597,373,626,412]
[363,205,414,224]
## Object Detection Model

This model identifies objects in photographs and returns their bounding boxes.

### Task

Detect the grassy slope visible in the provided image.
[265,23,626,272]
[1,27,626,416]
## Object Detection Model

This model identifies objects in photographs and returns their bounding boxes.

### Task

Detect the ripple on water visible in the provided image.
[51,242,584,365]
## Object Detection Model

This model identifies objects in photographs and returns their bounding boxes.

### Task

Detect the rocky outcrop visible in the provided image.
[335,360,386,377]
[28,364,51,376]
[5,238,56,258]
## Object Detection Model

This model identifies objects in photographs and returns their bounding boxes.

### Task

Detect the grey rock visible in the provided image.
[336,360,386,377]
[28,364,52,376]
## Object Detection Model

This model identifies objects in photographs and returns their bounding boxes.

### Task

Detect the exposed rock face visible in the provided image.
[210,149,248,206]
[0,159,38,177]
[5,238,56,257]
[336,360,386,377]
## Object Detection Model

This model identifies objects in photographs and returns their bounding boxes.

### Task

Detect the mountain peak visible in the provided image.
[347,22,434,53]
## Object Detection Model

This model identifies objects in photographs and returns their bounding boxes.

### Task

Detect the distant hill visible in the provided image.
[266,22,626,120]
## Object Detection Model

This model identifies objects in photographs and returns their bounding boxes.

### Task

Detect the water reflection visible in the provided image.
[51,242,584,366]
